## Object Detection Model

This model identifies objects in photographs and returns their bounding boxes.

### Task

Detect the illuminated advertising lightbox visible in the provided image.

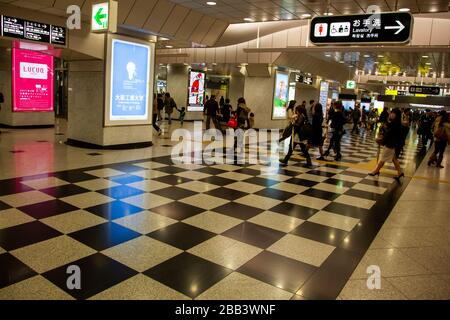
[105,38,151,125]
[12,48,54,112]
[341,100,355,110]
[272,71,289,119]
[188,71,205,112]
[319,81,329,113]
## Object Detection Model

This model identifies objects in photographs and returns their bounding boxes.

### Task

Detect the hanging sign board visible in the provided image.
[310,12,413,45]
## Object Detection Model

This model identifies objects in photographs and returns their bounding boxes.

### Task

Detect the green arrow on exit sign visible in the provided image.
[346,80,356,89]
[92,2,109,31]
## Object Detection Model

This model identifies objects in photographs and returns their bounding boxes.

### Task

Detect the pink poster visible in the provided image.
[12,48,54,112]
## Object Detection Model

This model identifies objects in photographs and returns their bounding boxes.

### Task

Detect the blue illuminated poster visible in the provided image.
[110,39,150,121]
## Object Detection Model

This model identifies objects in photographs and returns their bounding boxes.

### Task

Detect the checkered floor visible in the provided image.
[0,127,425,300]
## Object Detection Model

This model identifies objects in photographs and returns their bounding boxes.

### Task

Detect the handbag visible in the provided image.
[281,123,293,140]
[299,120,312,142]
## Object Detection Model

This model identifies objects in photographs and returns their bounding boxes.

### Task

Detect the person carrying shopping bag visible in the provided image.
[279,105,312,167]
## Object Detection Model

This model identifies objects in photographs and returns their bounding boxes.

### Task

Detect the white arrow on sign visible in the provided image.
[384,20,405,35]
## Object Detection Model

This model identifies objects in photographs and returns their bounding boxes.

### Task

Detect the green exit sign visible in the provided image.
[92,2,109,31]
[346,80,356,89]
[91,1,117,33]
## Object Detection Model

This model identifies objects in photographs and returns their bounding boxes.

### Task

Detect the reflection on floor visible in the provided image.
[0,121,448,300]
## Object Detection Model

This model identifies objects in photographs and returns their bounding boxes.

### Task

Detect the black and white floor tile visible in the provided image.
[0,127,426,300]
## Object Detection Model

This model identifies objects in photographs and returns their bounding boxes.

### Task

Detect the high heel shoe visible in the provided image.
[368,172,380,176]
[394,173,405,181]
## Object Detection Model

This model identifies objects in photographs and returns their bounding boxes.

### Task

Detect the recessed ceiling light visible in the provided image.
[206,1,216,5]
[324,12,333,16]
[422,55,429,58]
[339,61,345,63]
[165,45,173,48]
[385,61,391,64]
[301,13,311,18]
[325,54,331,57]
[399,8,410,12]
[363,54,370,57]
[159,37,170,41]
[244,18,254,22]
[425,62,431,65]
[377,55,384,58]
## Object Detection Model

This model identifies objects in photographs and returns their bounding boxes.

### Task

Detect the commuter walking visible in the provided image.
[152,94,162,135]
[156,93,164,121]
[397,108,411,157]
[418,109,434,148]
[324,101,346,161]
[220,98,233,123]
[361,106,367,129]
[204,95,220,130]
[308,100,315,122]
[310,103,325,160]
[428,110,449,168]
[279,100,296,143]
[164,92,176,125]
[280,105,312,167]
[379,106,389,125]
[219,96,225,107]
[300,101,308,121]
[369,108,404,181]
[351,104,361,134]
[236,97,251,129]
[175,106,186,126]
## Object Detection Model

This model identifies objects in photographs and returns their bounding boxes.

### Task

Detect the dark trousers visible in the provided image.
[206,115,220,130]
[430,140,447,165]
[422,130,432,148]
[352,120,359,133]
[326,130,342,156]
[152,114,160,132]
[283,141,311,165]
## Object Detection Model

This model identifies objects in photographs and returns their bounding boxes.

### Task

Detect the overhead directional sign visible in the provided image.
[409,86,440,96]
[1,15,66,46]
[310,12,413,45]
[346,80,356,89]
[91,2,109,32]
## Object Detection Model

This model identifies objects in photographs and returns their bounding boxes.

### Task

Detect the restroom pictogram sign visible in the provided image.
[309,12,412,45]
[314,23,328,37]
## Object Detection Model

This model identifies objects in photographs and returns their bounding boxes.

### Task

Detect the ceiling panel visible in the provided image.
[143,0,175,32]
[159,5,190,36]
[174,10,203,40]
[10,0,53,9]
[124,0,158,28]
[116,0,137,24]
[190,15,216,43]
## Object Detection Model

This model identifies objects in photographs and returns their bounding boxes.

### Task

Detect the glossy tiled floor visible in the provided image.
[0,121,448,300]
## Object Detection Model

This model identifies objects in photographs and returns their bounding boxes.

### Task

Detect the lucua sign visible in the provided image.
[310,12,413,45]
